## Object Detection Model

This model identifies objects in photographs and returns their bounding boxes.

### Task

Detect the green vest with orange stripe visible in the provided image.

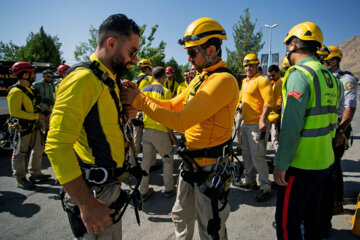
[282,59,343,170]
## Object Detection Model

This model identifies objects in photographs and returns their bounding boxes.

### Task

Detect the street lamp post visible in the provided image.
[265,24,278,69]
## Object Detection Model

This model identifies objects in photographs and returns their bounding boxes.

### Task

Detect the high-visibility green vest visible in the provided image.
[282,59,343,170]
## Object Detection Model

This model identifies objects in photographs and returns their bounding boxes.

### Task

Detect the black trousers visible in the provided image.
[320,125,352,234]
[276,167,331,240]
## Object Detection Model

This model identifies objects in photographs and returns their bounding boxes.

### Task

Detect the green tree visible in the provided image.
[17,26,62,65]
[74,24,166,81]
[226,8,264,74]
[0,40,20,61]
[123,24,166,80]
[74,25,97,61]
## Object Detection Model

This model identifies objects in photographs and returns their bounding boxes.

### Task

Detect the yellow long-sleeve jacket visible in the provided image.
[45,54,126,184]
[8,86,39,120]
[132,61,239,155]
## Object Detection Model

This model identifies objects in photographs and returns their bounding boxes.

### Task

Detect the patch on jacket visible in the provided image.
[288,91,302,99]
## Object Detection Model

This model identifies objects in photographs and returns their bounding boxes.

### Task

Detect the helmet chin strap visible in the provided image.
[285,46,310,66]
[198,45,221,67]
[26,72,35,84]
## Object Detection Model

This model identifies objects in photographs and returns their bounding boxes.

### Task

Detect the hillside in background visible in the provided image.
[338,35,360,80]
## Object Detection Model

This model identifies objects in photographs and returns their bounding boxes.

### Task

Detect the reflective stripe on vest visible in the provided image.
[282,59,342,170]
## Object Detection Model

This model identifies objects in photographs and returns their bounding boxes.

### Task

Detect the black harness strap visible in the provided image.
[61,61,146,236]
[134,74,148,86]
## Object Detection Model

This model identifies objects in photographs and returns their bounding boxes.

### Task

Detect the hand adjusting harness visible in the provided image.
[59,61,147,238]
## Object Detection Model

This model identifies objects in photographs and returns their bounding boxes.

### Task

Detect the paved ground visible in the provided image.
[0,94,359,239]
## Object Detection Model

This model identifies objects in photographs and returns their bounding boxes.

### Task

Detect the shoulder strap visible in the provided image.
[134,75,147,86]
[209,67,240,89]
[197,67,236,93]
[15,84,35,102]
[170,79,175,93]
[65,61,125,136]
[337,70,353,79]
[64,61,92,78]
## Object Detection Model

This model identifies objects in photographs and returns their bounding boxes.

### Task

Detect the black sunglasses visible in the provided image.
[187,48,200,59]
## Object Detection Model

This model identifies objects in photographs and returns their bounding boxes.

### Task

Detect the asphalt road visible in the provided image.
[0,93,359,239]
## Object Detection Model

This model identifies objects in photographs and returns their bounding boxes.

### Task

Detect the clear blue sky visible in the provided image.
[0,0,359,67]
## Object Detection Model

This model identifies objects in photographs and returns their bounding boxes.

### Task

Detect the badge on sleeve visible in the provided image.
[345,81,355,91]
[288,91,302,99]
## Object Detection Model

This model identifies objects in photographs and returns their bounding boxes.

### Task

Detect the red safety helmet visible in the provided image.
[11,61,35,76]
[57,64,70,76]
[165,66,174,73]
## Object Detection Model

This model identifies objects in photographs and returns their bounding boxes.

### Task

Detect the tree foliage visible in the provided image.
[0,27,62,65]
[17,26,62,65]
[0,41,20,61]
[74,24,167,81]
[123,24,166,80]
[74,25,97,62]
[226,8,264,74]
[165,57,183,83]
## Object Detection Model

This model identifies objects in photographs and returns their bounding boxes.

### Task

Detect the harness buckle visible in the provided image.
[85,167,109,185]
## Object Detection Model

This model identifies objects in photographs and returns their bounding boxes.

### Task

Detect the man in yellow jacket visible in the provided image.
[122,17,238,240]
[45,14,140,239]
[239,53,274,202]
[8,61,50,189]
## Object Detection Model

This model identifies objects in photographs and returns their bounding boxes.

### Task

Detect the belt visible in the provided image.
[181,139,232,167]
[184,139,232,159]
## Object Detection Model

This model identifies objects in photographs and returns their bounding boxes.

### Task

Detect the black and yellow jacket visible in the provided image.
[45,54,125,184]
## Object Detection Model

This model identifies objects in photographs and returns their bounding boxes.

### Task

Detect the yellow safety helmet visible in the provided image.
[178,17,227,49]
[283,22,323,48]
[325,46,343,60]
[317,44,330,57]
[282,57,290,69]
[268,112,280,124]
[137,59,152,69]
[243,53,259,66]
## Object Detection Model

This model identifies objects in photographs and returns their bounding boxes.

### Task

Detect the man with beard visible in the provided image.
[121,17,238,240]
[8,61,49,189]
[32,69,55,136]
[164,66,179,97]
[45,14,140,239]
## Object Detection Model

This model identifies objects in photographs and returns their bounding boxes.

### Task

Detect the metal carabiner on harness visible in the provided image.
[84,167,109,185]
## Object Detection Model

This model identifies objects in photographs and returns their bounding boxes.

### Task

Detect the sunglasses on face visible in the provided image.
[187,48,200,59]
[128,47,138,59]
[45,75,53,78]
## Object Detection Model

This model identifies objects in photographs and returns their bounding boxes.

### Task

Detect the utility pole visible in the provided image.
[265,24,278,69]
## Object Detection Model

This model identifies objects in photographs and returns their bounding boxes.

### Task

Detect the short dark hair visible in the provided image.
[201,37,222,57]
[268,65,279,73]
[43,69,53,75]
[152,67,165,79]
[289,37,319,54]
[98,14,140,47]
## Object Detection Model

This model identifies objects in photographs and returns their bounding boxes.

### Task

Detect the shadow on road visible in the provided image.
[0,191,41,217]
[328,228,359,240]
[228,185,277,212]
[0,151,53,177]
[342,159,360,173]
